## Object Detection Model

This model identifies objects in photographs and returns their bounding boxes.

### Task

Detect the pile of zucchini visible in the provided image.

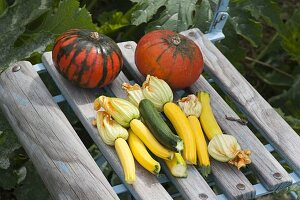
[93,75,251,184]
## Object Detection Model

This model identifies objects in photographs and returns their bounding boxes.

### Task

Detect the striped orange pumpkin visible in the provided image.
[52,29,123,88]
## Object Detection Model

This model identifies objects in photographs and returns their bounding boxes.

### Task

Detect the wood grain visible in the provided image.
[190,76,292,191]
[42,53,173,200]
[182,29,300,176]
[118,41,255,200]
[0,61,119,200]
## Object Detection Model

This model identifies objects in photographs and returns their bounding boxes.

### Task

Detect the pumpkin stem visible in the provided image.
[90,32,100,40]
[171,35,181,45]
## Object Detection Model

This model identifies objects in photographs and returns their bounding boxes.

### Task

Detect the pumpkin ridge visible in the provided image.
[88,50,102,88]
[84,47,98,87]
[58,33,79,48]
[110,54,115,82]
[62,45,77,74]
[107,42,122,61]
[156,45,173,63]
[55,38,72,66]
[96,45,108,87]
[172,47,180,59]
[64,40,88,77]
[109,45,122,80]
[114,48,123,75]
[76,46,92,85]
[104,54,113,86]
[54,29,78,43]
[56,37,80,73]
[176,39,197,62]
[144,41,167,50]
[102,42,122,85]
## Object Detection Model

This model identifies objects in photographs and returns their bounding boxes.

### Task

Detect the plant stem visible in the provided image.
[245,56,294,78]
[250,33,279,68]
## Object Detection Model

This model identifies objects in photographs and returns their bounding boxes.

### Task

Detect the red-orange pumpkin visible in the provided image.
[135,30,203,89]
[52,29,123,88]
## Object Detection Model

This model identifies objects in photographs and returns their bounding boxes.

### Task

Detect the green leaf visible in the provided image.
[193,0,214,32]
[0,166,18,189]
[239,0,283,29]
[97,10,130,35]
[0,132,21,170]
[33,0,96,34]
[251,51,295,87]
[275,108,300,133]
[0,0,51,71]
[254,69,294,87]
[14,161,51,200]
[269,75,300,117]
[279,11,300,63]
[216,23,247,69]
[0,0,96,72]
[130,0,167,25]
[229,8,263,47]
[146,0,198,32]
[0,111,21,170]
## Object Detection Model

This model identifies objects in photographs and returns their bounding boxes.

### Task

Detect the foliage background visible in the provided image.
[0,0,300,199]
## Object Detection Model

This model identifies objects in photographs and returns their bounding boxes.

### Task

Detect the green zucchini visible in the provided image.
[139,99,183,152]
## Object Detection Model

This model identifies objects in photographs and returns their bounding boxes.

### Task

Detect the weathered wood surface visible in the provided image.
[183,28,300,177]
[189,76,292,191]
[0,61,119,200]
[42,52,173,200]
[118,41,255,200]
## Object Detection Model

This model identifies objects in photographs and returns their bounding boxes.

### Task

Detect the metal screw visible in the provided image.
[199,193,208,200]
[188,31,195,37]
[236,183,245,190]
[273,172,282,180]
[124,43,132,49]
[221,15,226,20]
[12,65,21,72]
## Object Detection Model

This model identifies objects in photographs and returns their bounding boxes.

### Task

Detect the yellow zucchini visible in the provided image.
[128,129,161,175]
[188,115,211,177]
[198,91,222,140]
[115,138,136,184]
[163,102,197,165]
[130,119,174,160]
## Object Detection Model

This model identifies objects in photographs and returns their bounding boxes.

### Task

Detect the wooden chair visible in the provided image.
[1,1,300,199]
